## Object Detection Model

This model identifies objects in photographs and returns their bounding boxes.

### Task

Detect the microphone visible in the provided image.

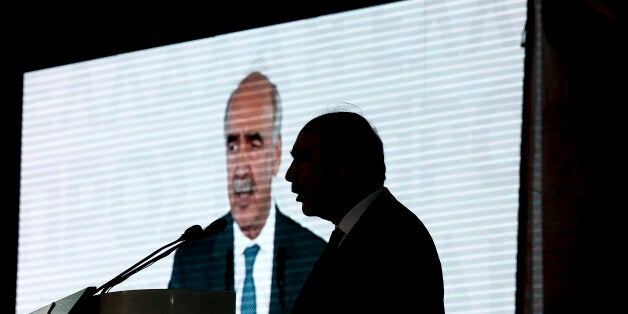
[180,224,204,241]
[205,216,228,236]
[95,217,228,295]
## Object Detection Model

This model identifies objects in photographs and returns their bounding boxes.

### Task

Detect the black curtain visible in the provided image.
[519,0,626,313]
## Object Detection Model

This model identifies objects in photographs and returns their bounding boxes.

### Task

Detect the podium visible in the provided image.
[31,288,235,314]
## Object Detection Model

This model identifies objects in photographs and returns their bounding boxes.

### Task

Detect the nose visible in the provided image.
[285,160,295,182]
[231,149,252,177]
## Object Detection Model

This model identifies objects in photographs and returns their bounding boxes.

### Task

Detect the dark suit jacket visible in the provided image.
[169,206,326,314]
[290,187,445,314]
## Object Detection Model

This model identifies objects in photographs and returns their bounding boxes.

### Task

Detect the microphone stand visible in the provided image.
[31,220,227,314]
[94,225,202,295]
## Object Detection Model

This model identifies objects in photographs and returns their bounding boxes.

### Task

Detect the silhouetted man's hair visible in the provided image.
[305,111,386,189]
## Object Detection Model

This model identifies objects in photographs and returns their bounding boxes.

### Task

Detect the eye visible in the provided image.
[251,139,263,149]
[227,142,238,152]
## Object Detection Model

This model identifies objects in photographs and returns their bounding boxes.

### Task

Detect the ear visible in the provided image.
[272,135,282,176]
[335,156,351,180]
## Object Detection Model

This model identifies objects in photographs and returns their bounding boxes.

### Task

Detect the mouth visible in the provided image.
[292,187,304,203]
[233,178,255,196]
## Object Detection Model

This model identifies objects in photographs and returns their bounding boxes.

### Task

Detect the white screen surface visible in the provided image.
[18,1,526,313]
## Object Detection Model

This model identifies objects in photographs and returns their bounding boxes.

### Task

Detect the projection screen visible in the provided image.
[17,1,527,313]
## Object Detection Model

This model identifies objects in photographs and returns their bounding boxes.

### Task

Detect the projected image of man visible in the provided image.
[169,71,326,314]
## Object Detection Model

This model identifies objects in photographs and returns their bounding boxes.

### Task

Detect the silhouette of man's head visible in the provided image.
[285,110,385,224]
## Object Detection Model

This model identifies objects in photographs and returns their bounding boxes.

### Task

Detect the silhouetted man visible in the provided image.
[286,110,444,313]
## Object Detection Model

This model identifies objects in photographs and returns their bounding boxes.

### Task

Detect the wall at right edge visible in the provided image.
[519,0,626,313]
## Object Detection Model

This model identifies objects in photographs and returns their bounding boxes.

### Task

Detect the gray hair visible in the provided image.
[224,71,282,145]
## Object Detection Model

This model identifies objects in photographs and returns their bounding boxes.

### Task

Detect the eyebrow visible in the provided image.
[226,134,237,143]
[246,133,264,144]
[227,132,264,143]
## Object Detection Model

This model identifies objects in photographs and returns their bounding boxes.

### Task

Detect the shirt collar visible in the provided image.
[336,187,382,235]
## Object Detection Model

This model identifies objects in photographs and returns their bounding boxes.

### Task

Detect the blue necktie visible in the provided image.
[242,244,260,314]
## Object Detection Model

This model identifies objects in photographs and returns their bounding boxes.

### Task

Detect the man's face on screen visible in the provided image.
[225,79,281,239]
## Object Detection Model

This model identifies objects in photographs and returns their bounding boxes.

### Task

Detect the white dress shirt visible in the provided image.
[234,200,276,314]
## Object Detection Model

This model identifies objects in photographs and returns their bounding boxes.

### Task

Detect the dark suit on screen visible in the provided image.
[169,206,327,314]
[290,187,445,314]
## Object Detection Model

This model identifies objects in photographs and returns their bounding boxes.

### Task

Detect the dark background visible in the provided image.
[6,1,627,313]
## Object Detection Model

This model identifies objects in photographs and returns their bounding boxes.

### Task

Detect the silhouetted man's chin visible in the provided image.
[300,203,316,217]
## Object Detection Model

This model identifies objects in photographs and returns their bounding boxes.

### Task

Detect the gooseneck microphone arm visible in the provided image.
[94,224,202,295]
[94,218,228,295]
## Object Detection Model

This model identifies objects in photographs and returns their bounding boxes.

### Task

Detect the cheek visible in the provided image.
[300,167,317,185]
[262,161,278,180]
[248,153,271,173]
[261,151,279,173]
[305,171,333,195]
[226,158,238,174]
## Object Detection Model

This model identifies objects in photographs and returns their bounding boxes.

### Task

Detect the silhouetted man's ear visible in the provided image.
[335,156,354,182]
